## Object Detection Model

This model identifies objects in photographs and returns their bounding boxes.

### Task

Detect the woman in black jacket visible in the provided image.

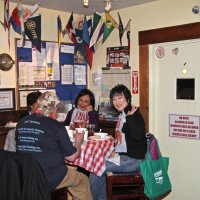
[89,84,147,200]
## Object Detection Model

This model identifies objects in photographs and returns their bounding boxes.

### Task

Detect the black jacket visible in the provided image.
[122,108,147,159]
[0,150,51,200]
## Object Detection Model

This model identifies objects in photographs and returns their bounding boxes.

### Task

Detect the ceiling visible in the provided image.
[9,0,158,15]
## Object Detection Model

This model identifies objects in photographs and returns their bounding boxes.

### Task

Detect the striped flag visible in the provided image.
[9,5,21,34]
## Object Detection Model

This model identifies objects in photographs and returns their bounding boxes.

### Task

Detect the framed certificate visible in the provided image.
[0,88,15,111]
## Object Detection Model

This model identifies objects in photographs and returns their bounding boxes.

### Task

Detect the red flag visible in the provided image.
[86,44,93,70]
[63,12,76,44]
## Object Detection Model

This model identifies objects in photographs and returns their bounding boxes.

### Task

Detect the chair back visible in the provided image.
[0,150,51,200]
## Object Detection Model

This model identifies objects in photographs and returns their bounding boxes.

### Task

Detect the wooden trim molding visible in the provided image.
[139,22,200,131]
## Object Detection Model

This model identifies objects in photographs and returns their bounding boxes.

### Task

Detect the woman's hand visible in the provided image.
[87,105,93,112]
[115,130,122,146]
[127,105,137,116]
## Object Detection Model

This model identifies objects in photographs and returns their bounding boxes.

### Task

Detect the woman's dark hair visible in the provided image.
[74,88,95,109]
[27,91,42,111]
[109,84,132,113]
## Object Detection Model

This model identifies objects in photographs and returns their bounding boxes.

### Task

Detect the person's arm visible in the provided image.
[4,128,16,152]
[63,109,73,126]
[124,108,146,141]
[65,131,84,162]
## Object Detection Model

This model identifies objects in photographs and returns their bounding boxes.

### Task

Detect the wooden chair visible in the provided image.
[106,172,148,200]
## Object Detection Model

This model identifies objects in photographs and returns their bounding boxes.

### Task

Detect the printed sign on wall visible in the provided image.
[169,114,200,139]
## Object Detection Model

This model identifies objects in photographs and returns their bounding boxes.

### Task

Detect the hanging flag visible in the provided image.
[0,0,10,30]
[86,44,93,69]
[57,15,62,47]
[89,12,103,48]
[123,19,131,54]
[74,14,84,30]
[21,2,39,47]
[87,17,92,38]
[9,1,40,46]
[22,3,39,20]
[62,12,76,43]
[25,15,41,52]
[82,15,90,45]
[102,11,118,43]
[1,0,11,49]
[74,14,84,43]
[9,5,21,34]
[18,0,26,46]
[93,23,104,51]
[118,12,124,46]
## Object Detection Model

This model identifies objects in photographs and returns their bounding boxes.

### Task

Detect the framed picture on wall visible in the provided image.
[0,88,15,111]
[106,46,130,68]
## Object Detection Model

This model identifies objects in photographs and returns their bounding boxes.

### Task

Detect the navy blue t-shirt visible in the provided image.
[16,114,76,189]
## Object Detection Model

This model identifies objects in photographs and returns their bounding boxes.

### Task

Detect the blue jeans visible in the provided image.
[89,155,142,200]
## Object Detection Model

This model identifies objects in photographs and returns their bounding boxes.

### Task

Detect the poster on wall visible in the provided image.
[106,46,130,68]
[169,114,200,140]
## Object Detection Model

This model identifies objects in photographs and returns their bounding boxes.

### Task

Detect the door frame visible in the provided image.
[139,22,200,131]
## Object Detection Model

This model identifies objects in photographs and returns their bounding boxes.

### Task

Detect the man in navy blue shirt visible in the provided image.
[16,92,92,200]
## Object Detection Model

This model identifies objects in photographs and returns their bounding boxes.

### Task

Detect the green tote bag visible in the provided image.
[140,139,172,199]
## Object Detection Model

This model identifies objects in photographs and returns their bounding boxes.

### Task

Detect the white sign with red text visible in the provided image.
[169,114,200,139]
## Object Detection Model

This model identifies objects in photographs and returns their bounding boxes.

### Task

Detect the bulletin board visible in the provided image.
[15,39,87,109]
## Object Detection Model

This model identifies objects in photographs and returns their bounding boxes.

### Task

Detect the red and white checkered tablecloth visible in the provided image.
[73,138,114,176]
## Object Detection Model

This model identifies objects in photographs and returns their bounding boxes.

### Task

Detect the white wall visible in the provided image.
[1,0,199,104]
